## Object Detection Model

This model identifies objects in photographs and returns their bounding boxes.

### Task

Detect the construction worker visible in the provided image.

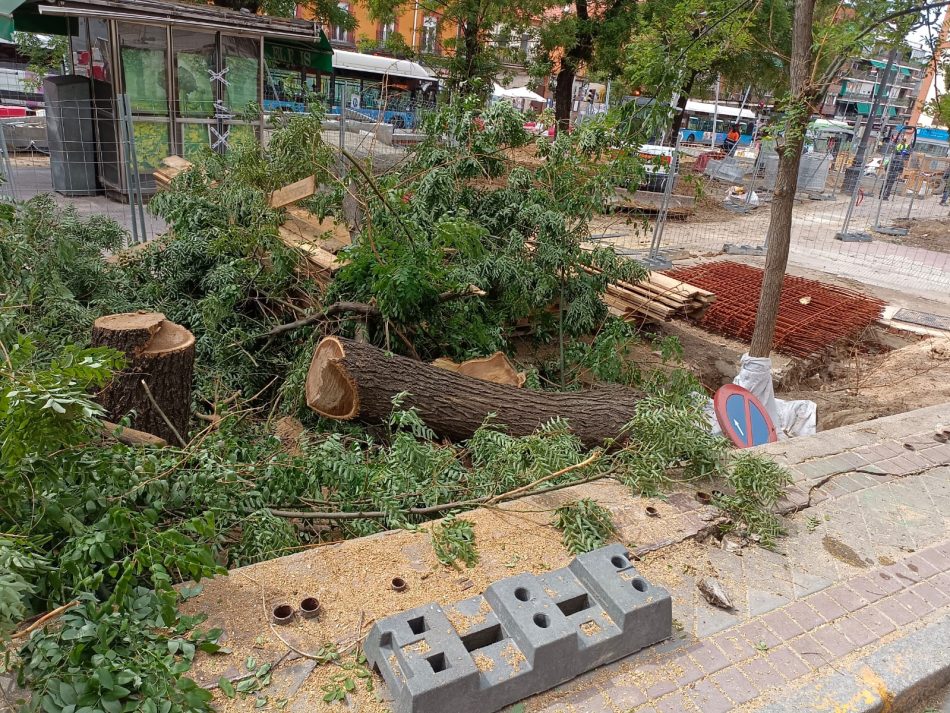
[941,164,950,206]
[723,125,741,155]
[880,139,910,201]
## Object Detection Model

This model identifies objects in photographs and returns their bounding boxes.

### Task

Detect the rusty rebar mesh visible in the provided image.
[664,262,886,358]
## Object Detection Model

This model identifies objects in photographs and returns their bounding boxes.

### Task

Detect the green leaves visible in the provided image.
[431,516,479,568]
[714,453,792,548]
[553,499,616,554]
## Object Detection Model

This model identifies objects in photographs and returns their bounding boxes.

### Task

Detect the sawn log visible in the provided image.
[306,337,640,447]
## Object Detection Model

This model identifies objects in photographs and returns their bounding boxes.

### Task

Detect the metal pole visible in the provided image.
[871,140,898,230]
[904,171,919,219]
[117,95,140,246]
[605,79,612,110]
[649,133,680,262]
[338,84,346,179]
[123,95,148,242]
[0,121,16,199]
[710,75,720,149]
[744,144,764,207]
[842,49,898,195]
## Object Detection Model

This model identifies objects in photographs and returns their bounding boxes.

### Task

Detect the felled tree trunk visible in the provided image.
[306,337,640,447]
[92,312,195,445]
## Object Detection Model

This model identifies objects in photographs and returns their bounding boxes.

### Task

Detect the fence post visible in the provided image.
[122,94,149,243]
[644,134,678,269]
[869,141,906,236]
[117,94,140,246]
[0,121,15,200]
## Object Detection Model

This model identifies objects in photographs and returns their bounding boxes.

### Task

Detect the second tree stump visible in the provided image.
[91,312,195,445]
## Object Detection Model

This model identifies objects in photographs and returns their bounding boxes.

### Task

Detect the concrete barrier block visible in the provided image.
[569,544,673,654]
[364,545,671,713]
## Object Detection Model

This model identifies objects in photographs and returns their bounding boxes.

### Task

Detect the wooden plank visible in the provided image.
[285,206,352,246]
[277,227,349,272]
[611,188,696,214]
[649,272,715,299]
[162,155,193,171]
[268,175,317,209]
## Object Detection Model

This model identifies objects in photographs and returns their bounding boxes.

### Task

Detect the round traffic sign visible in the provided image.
[713,384,778,448]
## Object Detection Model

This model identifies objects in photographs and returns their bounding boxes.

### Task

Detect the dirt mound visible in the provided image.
[780,336,950,430]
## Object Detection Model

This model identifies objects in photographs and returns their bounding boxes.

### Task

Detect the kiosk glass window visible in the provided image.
[119,23,168,115]
[174,29,216,118]
[119,23,169,171]
[222,35,261,113]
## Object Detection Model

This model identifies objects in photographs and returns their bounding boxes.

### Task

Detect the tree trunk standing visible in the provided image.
[92,312,195,445]
[747,0,816,358]
[306,337,641,448]
[554,0,593,134]
[554,65,577,132]
[668,71,699,142]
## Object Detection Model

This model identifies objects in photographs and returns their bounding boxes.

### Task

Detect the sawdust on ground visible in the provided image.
[185,480,717,712]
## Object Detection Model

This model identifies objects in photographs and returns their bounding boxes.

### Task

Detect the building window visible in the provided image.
[379,21,396,42]
[332,3,351,44]
[422,17,438,54]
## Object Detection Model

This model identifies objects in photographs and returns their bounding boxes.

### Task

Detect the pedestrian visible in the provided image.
[723,125,741,155]
[881,140,909,201]
[941,164,950,206]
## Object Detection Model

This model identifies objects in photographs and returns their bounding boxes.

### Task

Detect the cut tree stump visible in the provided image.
[306,337,640,447]
[92,312,195,445]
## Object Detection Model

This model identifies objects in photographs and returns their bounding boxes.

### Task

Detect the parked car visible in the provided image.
[637,144,674,192]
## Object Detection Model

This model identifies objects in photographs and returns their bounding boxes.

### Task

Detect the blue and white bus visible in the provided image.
[264,49,437,129]
[678,100,758,146]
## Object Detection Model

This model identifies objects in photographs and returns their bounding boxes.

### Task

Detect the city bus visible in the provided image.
[264,49,437,129]
[678,100,757,146]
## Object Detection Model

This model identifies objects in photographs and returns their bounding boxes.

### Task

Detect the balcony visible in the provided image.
[836,92,912,108]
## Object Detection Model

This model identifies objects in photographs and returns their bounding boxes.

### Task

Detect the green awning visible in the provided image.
[264,37,333,74]
[887,106,897,116]
[856,102,871,115]
[870,59,886,70]
[899,66,911,76]
[0,0,71,41]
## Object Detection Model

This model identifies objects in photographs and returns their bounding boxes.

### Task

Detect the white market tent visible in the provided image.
[492,83,545,103]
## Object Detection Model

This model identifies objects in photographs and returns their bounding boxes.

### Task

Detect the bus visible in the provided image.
[910,126,949,157]
[678,100,758,146]
[263,49,438,130]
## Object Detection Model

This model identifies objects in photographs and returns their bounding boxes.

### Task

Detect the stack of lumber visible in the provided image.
[276,206,351,289]
[152,156,193,187]
[599,271,716,323]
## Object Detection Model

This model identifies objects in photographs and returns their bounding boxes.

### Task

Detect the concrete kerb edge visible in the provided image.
[752,614,950,713]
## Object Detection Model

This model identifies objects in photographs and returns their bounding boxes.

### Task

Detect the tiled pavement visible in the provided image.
[531,404,950,712]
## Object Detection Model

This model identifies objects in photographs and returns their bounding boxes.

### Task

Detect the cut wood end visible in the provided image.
[306,337,360,419]
[93,311,166,334]
[141,320,196,355]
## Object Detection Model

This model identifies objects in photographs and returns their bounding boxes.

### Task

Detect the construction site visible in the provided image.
[3,0,950,709]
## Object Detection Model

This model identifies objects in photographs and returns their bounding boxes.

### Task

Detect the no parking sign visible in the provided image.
[713,384,778,448]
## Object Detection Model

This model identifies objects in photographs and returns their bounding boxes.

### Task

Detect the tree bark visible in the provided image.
[306,337,641,447]
[92,312,195,445]
[554,0,593,133]
[554,65,576,133]
[669,70,699,142]
[748,0,816,357]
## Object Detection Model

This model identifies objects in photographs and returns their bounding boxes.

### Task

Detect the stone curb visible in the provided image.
[752,615,950,713]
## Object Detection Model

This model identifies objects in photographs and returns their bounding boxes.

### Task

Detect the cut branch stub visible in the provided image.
[306,337,641,447]
[92,312,196,444]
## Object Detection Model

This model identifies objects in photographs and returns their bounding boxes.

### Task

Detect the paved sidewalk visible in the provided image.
[531,403,950,712]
